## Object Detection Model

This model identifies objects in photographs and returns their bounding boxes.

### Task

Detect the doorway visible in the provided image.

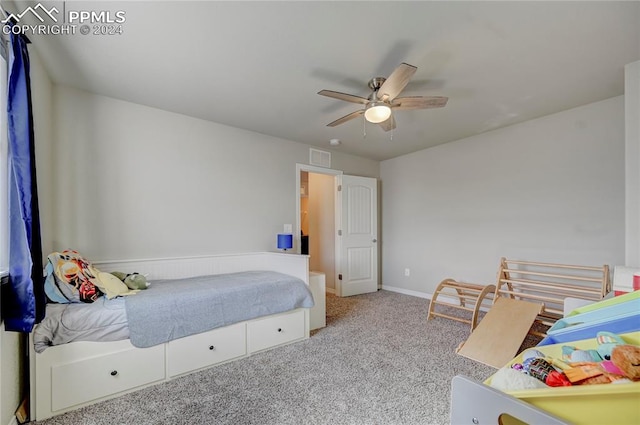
[296,164,379,297]
[298,166,340,293]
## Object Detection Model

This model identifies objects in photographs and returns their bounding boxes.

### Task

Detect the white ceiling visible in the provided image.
[12,0,640,161]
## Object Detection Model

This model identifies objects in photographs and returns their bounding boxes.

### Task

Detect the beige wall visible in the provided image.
[626,61,640,267]
[381,96,626,297]
[0,323,21,425]
[49,86,379,261]
[308,173,336,290]
[300,196,309,236]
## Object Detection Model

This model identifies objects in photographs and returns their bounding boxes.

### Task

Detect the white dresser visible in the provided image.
[309,271,326,330]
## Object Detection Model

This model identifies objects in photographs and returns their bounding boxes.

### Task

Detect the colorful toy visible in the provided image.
[490,366,549,391]
[506,334,640,388]
[521,357,572,387]
[562,333,640,385]
[561,331,626,364]
[611,344,640,380]
[562,345,602,363]
[595,331,626,360]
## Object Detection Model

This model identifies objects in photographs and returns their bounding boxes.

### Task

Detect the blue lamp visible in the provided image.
[277,233,293,251]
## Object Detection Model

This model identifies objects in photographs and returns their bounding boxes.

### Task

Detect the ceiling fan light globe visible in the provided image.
[364,103,391,123]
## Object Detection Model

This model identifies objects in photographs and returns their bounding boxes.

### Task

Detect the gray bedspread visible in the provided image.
[124,270,314,348]
[33,296,129,353]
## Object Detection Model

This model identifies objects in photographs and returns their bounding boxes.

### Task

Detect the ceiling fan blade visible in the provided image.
[391,96,448,110]
[377,63,417,102]
[318,90,369,105]
[378,113,396,132]
[327,110,364,127]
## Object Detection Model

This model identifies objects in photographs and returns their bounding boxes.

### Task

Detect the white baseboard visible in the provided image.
[381,285,465,306]
[381,284,432,299]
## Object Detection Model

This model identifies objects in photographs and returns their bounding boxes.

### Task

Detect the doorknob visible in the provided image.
[372,239,377,243]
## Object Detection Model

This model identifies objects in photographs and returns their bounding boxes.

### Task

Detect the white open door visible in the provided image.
[335,175,378,296]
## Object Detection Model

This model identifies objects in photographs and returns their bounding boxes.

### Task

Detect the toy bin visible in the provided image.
[566,290,640,317]
[484,332,640,425]
[549,298,640,334]
[538,306,640,346]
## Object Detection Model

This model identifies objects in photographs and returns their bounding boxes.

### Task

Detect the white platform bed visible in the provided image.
[29,252,310,421]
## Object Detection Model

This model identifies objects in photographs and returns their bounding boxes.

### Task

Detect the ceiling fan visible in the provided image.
[318,62,448,132]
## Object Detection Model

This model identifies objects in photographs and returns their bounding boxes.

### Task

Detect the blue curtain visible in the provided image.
[1,27,45,332]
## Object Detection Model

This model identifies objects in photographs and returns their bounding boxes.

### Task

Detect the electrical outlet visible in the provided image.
[404,268,410,277]
[284,224,293,233]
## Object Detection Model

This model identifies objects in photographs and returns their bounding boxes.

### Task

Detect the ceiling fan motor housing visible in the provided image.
[368,77,387,92]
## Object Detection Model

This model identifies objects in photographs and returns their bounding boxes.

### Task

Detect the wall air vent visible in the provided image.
[309,148,331,168]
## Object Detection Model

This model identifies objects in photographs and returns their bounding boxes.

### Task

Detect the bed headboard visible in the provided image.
[93,252,310,283]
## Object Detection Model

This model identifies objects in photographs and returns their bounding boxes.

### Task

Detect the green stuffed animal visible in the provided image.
[111,271,150,290]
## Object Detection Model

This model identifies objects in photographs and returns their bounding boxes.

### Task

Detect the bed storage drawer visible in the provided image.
[167,322,247,377]
[247,309,306,353]
[50,344,165,412]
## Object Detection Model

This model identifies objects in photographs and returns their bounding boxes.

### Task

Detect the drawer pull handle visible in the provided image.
[209,345,215,350]
[110,370,118,376]
[277,328,282,333]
